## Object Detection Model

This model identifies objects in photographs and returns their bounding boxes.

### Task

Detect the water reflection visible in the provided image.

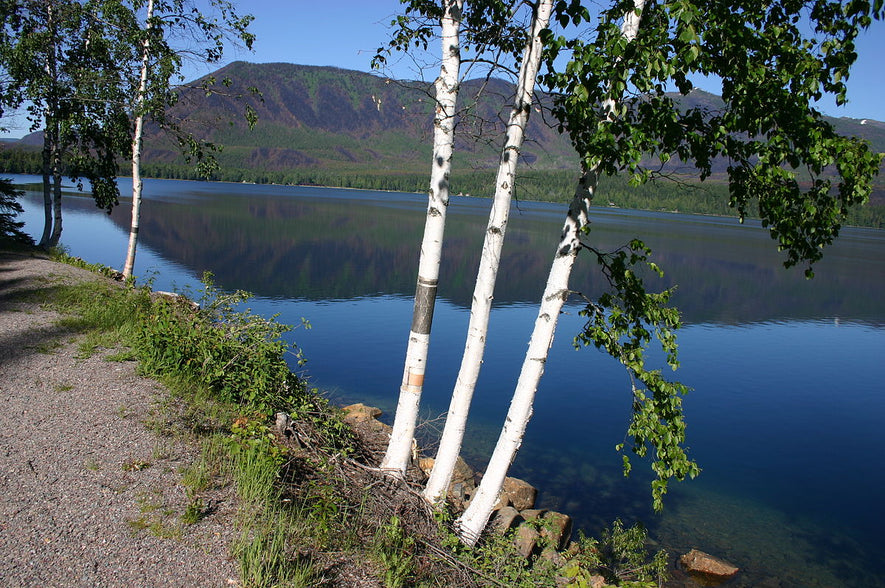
[26,177,885,326]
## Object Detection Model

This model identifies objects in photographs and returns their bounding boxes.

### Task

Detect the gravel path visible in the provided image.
[0,251,240,587]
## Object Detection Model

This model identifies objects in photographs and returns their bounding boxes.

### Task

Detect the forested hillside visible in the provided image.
[2,61,883,225]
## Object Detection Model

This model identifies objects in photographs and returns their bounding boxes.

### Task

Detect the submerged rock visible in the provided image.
[680,549,739,582]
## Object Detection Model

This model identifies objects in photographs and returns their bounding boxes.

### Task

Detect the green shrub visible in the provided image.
[562,519,668,587]
[373,516,416,588]
[135,273,307,414]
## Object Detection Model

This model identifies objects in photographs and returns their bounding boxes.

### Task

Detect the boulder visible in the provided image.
[540,511,573,551]
[451,456,476,485]
[540,546,565,567]
[417,457,435,476]
[341,403,382,423]
[489,505,522,534]
[502,476,538,511]
[514,523,541,558]
[519,508,548,522]
[680,549,739,580]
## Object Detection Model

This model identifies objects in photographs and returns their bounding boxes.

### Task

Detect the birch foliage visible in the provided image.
[456,0,882,543]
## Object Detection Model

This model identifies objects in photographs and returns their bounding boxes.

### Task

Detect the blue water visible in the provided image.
[11,175,885,586]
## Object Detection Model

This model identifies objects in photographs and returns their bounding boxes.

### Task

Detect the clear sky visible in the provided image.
[2,0,884,137]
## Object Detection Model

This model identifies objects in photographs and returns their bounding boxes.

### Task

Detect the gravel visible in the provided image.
[0,251,241,587]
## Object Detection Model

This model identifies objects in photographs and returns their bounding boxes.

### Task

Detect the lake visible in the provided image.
[12,175,885,586]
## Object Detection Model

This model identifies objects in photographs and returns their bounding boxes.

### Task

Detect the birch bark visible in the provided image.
[123,0,154,280]
[39,0,60,248]
[455,0,646,545]
[423,0,553,504]
[381,0,464,476]
[39,134,52,247]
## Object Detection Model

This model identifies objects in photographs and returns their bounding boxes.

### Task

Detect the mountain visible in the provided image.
[146,61,577,180]
[148,62,885,194]
[6,61,884,202]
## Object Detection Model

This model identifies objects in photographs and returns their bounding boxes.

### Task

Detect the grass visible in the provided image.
[29,248,669,588]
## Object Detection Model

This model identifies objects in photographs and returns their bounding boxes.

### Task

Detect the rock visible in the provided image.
[417,457,435,476]
[540,546,565,566]
[680,549,739,580]
[514,523,541,558]
[519,508,547,522]
[341,403,382,423]
[451,456,476,485]
[502,476,537,511]
[490,506,522,533]
[540,511,573,551]
[363,419,392,435]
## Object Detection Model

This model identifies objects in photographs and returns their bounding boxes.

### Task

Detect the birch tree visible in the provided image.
[119,0,255,280]
[455,0,883,545]
[379,0,467,476]
[377,0,533,476]
[422,0,553,502]
[0,0,132,247]
[122,0,153,280]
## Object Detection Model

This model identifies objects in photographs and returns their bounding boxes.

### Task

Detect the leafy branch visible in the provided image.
[574,238,699,510]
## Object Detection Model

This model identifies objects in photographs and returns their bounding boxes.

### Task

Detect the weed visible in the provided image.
[561,519,668,588]
[31,340,62,354]
[372,516,416,588]
[53,382,74,392]
[84,458,100,471]
[135,490,164,513]
[122,458,151,472]
[181,497,205,525]
[105,347,137,362]
[234,509,318,588]
[180,435,228,494]
[152,439,173,460]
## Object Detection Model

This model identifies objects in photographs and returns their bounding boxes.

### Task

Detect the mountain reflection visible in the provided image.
[49,181,885,326]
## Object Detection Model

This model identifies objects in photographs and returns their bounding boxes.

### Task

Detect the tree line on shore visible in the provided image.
[3,147,882,228]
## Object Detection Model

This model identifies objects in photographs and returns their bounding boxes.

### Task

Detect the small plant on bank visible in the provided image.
[136,273,307,415]
[561,519,668,588]
[372,515,416,588]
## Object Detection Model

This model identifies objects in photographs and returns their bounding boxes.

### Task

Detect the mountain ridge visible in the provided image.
[4,61,884,205]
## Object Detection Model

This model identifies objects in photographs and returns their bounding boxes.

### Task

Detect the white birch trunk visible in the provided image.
[49,162,61,246]
[423,0,554,504]
[41,1,59,248]
[455,170,597,544]
[455,1,647,544]
[39,140,52,247]
[123,0,154,280]
[381,0,464,475]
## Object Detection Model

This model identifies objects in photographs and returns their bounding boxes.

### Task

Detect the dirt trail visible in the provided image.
[0,250,239,587]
